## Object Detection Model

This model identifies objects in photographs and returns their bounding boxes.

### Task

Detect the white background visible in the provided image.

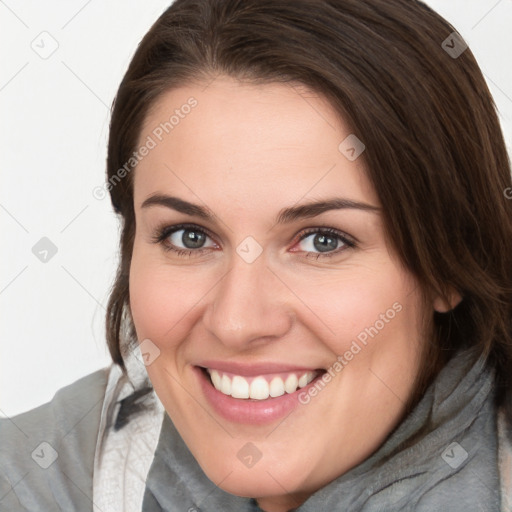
[1,0,511,417]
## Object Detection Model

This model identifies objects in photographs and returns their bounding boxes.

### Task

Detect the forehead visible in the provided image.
[134,76,378,209]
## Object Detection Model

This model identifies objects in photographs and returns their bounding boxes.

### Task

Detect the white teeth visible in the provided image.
[231,375,250,399]
[250,377,270,400]
[220,373,232,395]
[207,369,318,400]
[210,369,222,389]
[284,373,299,394]
[298,372,309,388]
[269,376,285,398]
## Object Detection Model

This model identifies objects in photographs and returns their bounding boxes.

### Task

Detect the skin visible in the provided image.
[128,76,454,512]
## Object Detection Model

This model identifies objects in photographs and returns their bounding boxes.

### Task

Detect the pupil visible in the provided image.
[314,234,337,252]
[183,230,205,249]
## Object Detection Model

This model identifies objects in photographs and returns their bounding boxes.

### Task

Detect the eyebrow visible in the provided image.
[141,194,381,224]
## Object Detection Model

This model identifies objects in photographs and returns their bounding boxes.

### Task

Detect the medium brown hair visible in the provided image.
[105,0,512,421]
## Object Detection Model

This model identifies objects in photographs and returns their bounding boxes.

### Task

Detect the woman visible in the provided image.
[2,0,512,510]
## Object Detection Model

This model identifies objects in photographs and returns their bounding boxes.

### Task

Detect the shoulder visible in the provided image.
[0,366,111,511]
[1,367,110,440]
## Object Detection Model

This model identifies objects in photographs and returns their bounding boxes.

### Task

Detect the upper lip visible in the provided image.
[196,360,323,376]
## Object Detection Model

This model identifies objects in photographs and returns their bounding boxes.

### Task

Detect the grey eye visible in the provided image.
[298,232,344,253]
[168,228,213,250]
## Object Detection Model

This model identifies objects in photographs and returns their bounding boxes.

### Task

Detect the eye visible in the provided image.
[152,223,356,260]
[292,228,356,259]
[152,223,217,257]
[167,227,214,250]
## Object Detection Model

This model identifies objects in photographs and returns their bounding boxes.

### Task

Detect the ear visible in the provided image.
[433,288,463,313]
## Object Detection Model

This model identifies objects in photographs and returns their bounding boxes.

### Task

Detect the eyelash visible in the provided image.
[151,223,357,260]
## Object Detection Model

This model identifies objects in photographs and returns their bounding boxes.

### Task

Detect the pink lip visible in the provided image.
[196,360,321,376]
[193,365,325,425]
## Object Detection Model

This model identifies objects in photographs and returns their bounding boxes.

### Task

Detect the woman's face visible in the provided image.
[129,76,428,511]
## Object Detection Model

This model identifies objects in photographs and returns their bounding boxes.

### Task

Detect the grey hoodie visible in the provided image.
[141,346,501,511]
[0,346,507,511]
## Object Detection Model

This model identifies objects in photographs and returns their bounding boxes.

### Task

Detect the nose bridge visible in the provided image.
[203,250,291,347]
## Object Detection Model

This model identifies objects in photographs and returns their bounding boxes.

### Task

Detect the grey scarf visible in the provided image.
[139,347,500,511]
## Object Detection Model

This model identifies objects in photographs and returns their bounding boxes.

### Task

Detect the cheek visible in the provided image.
[128,249,200,344]
[292,268,412,348]
[129,240,422,362]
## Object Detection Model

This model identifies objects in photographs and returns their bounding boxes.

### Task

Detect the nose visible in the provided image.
[202,251,292,350]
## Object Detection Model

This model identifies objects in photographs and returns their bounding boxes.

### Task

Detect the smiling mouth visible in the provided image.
[200,367,326,401]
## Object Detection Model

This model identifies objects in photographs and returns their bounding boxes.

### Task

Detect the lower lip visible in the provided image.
[194,366,324,425]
